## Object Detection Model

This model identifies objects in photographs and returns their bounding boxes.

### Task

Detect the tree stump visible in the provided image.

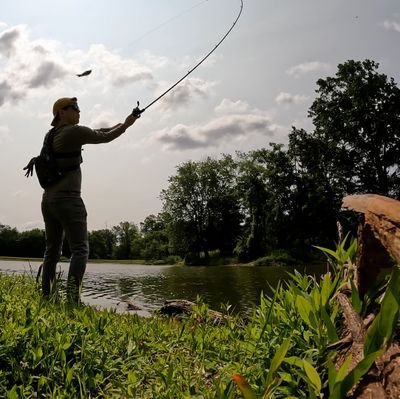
[342,194,400,296]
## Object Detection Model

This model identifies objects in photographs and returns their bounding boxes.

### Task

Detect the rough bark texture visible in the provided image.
[342,194,400,295]
[338,194,400,398]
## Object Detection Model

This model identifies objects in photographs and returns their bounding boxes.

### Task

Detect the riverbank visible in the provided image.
[0,253,322,268]
[2,252,399,398]
[1,272,330,398]
[0,249,368,399]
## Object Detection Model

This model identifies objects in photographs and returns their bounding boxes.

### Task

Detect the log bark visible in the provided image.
[342,194,400,295]
[159,299,227,324]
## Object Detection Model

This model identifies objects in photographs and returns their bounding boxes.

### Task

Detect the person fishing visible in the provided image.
[25,97,140,303]
[23,0,243,304]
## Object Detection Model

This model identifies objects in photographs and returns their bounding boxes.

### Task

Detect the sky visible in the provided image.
[1,0,399,232]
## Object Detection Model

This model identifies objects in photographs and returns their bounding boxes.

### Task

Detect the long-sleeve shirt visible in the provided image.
[44,124,125,199]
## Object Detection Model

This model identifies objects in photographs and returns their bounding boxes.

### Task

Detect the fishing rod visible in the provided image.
[131,0,244,117]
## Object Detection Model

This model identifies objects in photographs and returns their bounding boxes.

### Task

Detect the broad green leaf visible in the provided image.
[313,246,340,262]
[327,360,337,395]
[334,355,352,385]
[330,350,382,399]
[302,359,322,392]
[350,279,362,315]
[321,307,339,342]
[364,265,400,355]
[320,272,333,307]
[265,338,291,387]
[295,296,316,329]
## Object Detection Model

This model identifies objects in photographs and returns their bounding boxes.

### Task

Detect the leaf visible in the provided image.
[295,296,316,329]
[327,360,337,395]
[350,279,362,315]
[364,265,400,355]
[313,246,340,262]
[265,338,291,388]
[231,374,257,399]
[302,359,322,392]
[330,350,382,399]
[320,272,333,307]
[321,307,339,342]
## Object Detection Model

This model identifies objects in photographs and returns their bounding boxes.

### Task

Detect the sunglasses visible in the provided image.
[63,104,80,112]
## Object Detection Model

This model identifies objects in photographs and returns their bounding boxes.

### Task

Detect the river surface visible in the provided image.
[0,260,326,316]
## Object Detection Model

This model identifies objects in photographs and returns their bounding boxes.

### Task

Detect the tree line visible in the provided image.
[1,59,400,264]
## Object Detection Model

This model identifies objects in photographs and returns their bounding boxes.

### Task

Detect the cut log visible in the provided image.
[342,194,400,295]
[159,299,227,324]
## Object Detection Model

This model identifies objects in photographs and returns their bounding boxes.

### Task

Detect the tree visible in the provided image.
[88,229,116,259]
[235,144,296,260]
[112,222,140,260]
[139,214,169,261]
[285,59,400,250]
[0,224,19,256]
[308,59,400,197]
[161,156,241,262]
[16,229,46,258]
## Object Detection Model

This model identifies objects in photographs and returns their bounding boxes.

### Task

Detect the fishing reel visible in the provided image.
[132,101,143,117]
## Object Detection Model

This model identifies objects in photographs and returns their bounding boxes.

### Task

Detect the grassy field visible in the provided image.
[1,238,399,398]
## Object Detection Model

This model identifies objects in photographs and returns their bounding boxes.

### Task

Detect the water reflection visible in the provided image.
[0,260,326,315]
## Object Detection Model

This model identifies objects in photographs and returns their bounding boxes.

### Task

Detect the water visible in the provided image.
[0,260,326,316]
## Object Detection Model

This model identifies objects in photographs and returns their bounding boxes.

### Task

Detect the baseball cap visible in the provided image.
[51,97,78,126]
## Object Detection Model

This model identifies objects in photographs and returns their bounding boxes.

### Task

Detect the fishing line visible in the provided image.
[74,1,209,78]
[132,0,244,116]
[127,0,209,49]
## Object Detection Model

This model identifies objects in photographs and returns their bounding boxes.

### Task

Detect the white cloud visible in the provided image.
[86,44,153,87]
[275,92,309,105]
[384,20,400,33]
[153,113,275,151]
[156,77,217,109]
[0,25,156,109]
[28,60,68,88]
[215,98,249,114]
[0,25,21,57]
[286,61,332,78]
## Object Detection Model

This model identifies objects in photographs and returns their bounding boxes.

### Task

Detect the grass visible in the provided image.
[0,271,338,398]
[1,236,399,398]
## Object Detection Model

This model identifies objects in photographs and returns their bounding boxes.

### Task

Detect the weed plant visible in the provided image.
[1,236,399,398]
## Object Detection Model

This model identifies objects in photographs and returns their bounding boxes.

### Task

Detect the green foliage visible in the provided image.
[253,250,297,267]
[161,155,242,260]
[4,234,398,398]
[309,59,400,197]
[314,240,400,397]
[364,265,400,355]
[0,260,344,398]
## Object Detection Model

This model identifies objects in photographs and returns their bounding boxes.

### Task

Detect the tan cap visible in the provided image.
[51,97,78,126]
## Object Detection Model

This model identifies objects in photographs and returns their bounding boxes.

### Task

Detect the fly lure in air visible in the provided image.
[131,0,244,117]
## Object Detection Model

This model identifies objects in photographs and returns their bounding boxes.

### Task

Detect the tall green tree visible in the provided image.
[139,214,169,261]
[235,144,295,260]
[161,156,241,263]
[88,229,116,259]
[307,59,400,197]
[112,222,140,260]
[287,59,400,249]
[0,224,19,256]
[16,229,45,258]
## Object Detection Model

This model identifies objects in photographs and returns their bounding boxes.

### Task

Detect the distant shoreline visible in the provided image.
[0,256,148,265]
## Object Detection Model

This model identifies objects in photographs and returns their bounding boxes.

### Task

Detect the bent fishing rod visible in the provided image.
[131,0,244,117]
